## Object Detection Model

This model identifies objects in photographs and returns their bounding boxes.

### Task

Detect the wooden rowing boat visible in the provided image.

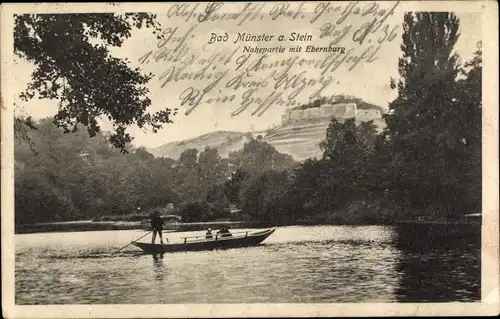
[131,228,276,253]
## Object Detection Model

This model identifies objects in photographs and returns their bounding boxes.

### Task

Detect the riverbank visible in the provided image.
[15,220,261,234]
[15,218,481,235]
[395,219,481,248]
[15,220,142,234]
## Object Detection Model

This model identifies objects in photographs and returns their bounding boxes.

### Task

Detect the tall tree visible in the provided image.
[451,43,482,213]
[239,170,295,225]
[384,12,473,216]
[386,13,461,146]
[198,147,229,185]
[14,13,176,151]
[224,169,249,205]
[317,118,380,210]
[229,138,296,175]
[178,148,199,170]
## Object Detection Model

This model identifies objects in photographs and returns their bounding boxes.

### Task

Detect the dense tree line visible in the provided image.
[14,121,297,224]
[15,119,173,223]
[15,12,481,225]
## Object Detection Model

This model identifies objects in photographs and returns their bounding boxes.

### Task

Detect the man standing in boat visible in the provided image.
[150,211,164,244]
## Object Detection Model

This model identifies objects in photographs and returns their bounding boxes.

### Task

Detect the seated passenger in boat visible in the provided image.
[205,228,213,239]
[217,227,232,238]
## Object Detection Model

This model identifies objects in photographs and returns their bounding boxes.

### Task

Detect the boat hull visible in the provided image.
[131,229,276,253]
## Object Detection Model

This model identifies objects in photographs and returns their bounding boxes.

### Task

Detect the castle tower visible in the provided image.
[281,108,292,125]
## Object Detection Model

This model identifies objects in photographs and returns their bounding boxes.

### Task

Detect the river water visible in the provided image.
[15,225,480,304]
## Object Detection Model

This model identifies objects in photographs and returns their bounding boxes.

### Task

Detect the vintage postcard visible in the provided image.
[1,1,499,318]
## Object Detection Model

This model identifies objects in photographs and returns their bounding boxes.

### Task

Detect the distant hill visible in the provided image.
[148,131,252,159]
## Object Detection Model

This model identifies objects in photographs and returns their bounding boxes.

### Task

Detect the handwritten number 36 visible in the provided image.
[378,24,398,44]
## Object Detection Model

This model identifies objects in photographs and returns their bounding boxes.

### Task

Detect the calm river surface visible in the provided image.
[15,225,480,304]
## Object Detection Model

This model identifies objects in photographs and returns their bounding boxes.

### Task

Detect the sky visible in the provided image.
[12,2,482,148]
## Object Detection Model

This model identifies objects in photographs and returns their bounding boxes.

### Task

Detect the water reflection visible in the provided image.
[152,253,166,283]
[152,253,165,262]
[15,226,481,304]
[394,223,481,302]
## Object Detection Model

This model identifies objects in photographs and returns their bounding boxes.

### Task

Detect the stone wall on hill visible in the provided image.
[281,102,382,126]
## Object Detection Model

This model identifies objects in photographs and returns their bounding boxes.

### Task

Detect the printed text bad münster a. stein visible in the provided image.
[233,32,313,44]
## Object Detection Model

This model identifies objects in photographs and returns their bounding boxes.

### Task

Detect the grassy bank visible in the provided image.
[15,220,144,234]
[15,219,262,234]
[93,213,150,222]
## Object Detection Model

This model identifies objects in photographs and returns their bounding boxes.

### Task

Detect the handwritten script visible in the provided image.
[137,1,401,117]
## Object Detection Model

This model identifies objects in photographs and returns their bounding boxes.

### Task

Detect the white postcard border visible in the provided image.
[1,1,498,318]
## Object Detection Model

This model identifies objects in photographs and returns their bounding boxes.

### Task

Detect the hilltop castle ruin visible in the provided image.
[281,102,383,126]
